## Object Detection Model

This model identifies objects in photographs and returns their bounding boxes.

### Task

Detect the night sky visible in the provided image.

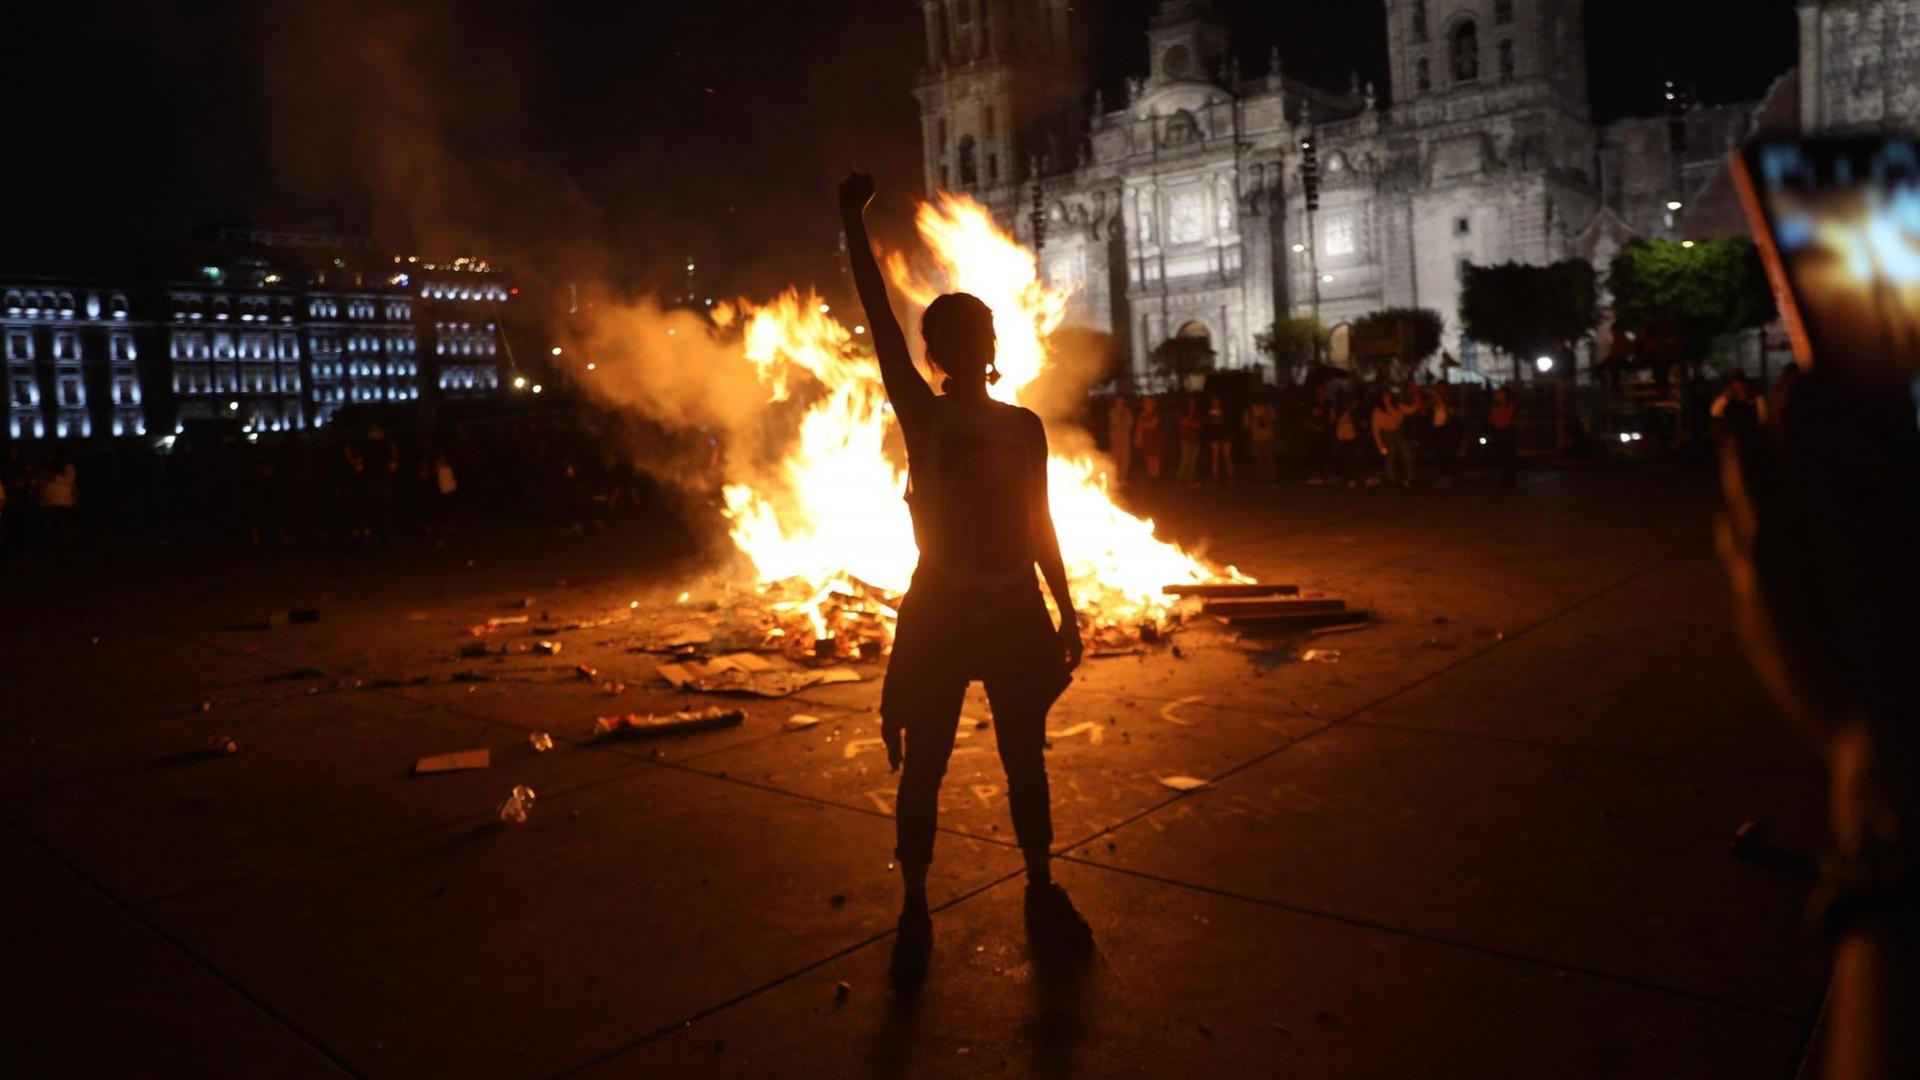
[2,0,1796,297]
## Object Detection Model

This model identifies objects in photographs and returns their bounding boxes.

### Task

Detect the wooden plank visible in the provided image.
[413,748,491,774]
[1203,597,1348,617]
[1162,583,1300,599]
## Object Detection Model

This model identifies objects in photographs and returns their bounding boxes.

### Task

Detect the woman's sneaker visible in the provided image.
[1024,883,1094,953]
[890,905,932,978]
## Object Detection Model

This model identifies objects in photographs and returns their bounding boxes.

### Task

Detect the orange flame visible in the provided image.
[719,194,1243,639]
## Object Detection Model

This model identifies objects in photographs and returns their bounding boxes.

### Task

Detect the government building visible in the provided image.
[913,0,1920,382]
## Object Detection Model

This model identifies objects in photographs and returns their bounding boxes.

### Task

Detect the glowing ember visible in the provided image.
[718,193,1243,645]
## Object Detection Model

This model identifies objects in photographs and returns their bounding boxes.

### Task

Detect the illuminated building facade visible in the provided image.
[2,283,148,439]
[913,0,1883,380]
[0,230,513,441]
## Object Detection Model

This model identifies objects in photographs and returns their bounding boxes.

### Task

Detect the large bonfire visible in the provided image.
[710,193,1243,648]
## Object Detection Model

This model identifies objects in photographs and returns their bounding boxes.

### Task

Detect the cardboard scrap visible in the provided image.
[783,714,823,731]
[1158,774,1213,793]
[655,658,861,698]
[467,615,531,637]
[414,748,491,774]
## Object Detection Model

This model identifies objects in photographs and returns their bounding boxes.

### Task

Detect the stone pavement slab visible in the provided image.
[1354,553,1818,774]
[1065,721,1826,1016]
[0,821,116,942]
[590,860,1805,1080]
[0,910,345,1079]
[140,763,1024,1078]
[3,691,644,902]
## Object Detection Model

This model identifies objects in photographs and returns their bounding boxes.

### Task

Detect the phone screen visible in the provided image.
[1735,136,1920,389]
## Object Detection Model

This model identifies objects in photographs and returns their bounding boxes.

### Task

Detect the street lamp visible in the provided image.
[1666,200,1684,212]
[512,375,528,390]
[1535,355,1554,374]
[550,346,563,356]
[1291,243,1306,253]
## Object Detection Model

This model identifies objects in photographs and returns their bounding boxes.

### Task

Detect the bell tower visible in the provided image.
[1145,0,1230,87]
[1383,0,1587,117]
[914,0,1078,218]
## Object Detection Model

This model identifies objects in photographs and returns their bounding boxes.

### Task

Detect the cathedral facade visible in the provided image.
[911,0,1917,384]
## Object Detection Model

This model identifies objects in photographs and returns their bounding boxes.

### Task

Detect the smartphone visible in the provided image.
[1733,135,1920,390]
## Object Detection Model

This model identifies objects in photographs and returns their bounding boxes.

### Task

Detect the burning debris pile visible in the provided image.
[625,194,1254,642]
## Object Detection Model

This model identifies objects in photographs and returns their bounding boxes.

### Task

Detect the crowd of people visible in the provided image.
[1101,379,1521,491]
[0,412,678,567]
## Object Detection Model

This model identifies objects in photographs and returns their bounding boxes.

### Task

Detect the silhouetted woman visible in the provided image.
[839,173,1090,974]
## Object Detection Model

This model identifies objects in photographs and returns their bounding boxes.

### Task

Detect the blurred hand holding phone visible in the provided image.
[1735,135,1920,398]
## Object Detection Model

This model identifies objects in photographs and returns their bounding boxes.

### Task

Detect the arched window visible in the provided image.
[987,152,999,183]
[1499,39,1514,81]
[1412,0,1429,43]
[1495,0,1513,24]
[1177,320,1211,342]
[984,105,996,136]
[1416,57,1431,92]
[1451,19,1479,82]
[1163,43,1192,79]
[958,135,978,186]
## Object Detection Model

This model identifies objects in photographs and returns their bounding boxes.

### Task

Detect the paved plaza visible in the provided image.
[0,466,1827,1078]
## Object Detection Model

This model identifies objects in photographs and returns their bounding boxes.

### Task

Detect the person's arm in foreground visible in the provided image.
[1031,418,1082,671]
[838,172,932,423]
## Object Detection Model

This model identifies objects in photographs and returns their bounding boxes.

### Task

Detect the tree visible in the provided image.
[1606,237,1774,365]
[1253,316,1327,384]
[1459,260,1598,380]
[1149,335,1217,385]
[1351,307,1444,372]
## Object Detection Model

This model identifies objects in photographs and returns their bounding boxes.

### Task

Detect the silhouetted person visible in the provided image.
[1206,394,1234,483]
[1488,385,1518,487]
[1107,395,1134,484]
[1135,395,1164,479]
[840,172,1091,977]
[1719,365,1918,1080]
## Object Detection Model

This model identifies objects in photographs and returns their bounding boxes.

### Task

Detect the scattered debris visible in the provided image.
[1310,621,1376,639]
[205,734,241,756]
[510,597,534,609]
[575,663,598,680]
[1204,597,1348,618]
[369,676,433,688]
[467,615,530,637]
[415,748,491,774]
[451,670,494,683]
[783,714,823,732]
[1163,583,1300,599]
[656,657,861,698]
[528,732,554,753]
[835,980,851,1004]
[1298,648,1342,663]
[602,680,628,696]
[458,641,492,659]
[497,784,536,823]
[1731,820,1770,858]
[594,707,747,739]
[1158,775,1213,793]
[533,640,563,656]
